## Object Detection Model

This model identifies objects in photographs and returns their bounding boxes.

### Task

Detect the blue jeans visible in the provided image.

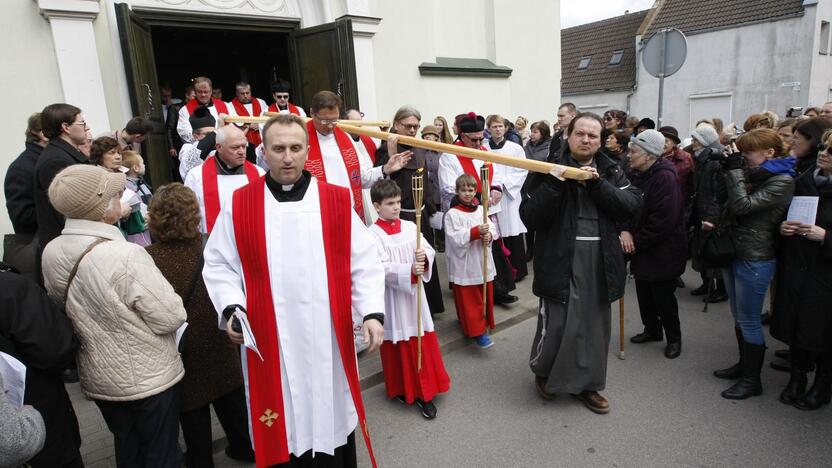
[722,259,776,345]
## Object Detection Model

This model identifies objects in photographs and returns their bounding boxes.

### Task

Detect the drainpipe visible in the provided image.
[625,37,646,115]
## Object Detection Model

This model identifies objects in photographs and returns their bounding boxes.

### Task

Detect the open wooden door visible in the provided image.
[115,3,171,187]
[289,18,359,112]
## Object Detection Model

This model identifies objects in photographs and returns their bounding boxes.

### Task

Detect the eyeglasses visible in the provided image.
[398,123,420,131]
[315,117,339,125]
[275,94,290,99]
[819,144,832,156]
[466,136,485,143]
[68,121,87,128]
[603,116,614,121]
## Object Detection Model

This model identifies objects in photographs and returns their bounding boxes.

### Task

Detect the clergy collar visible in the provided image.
[265,170,311,202]
[374,217,401,235]
[215,155,245,175]
[488,137,506,150]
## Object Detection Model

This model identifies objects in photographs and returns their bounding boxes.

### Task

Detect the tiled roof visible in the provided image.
[643,0,805,36]
[561,10,650,95]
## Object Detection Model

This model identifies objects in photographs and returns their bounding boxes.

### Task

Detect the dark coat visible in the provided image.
[771,166,832,351]
[546,131,566,162]
[626,158,688,282]
[0,266,81,467]
[520,149,643,303]
[524,138,551,162]
[5,142,42,235]
[34,138,87,255]
[145,239,244,412]
[690,147,726,271]
[374,142,437,217]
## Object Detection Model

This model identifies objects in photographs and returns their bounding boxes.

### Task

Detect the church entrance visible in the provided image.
[114,3,360,187]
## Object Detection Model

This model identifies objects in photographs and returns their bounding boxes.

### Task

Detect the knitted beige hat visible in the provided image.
[48,165,126,221]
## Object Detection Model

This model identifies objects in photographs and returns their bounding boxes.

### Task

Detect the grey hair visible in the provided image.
[393,105,421,123]
[235,82,251,91]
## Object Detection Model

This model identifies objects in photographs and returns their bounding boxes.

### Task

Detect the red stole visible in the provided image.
[454,141,493,193]
[374,217,401,235]
[267,103,302,115]
[186,98,229,118]
[202,157,260,233]
[231,178,377,468]
[358,135,377,164]
[231,98,263,146]
[305,120,366,220]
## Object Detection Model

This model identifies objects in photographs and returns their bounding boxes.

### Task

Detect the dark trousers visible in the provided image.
[492,239,516,298]
[635,279,682,343]
[245,144,258,164]
[94,385,182,468]
[179,387,253,468]
[270,432,356,468]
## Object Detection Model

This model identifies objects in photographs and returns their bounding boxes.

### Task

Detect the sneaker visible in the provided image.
[394,395,407,404]
[474,334,494,349]
[416,399,437,419]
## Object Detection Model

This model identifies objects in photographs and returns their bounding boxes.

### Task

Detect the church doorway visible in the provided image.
[114,3,359,187]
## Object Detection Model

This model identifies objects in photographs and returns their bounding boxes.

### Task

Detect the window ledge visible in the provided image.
[419,57,512,77]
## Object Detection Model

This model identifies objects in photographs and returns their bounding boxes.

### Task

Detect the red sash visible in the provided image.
[358,135,377,164]
[231,98,263,146]
[231,178,377,468]
[305,120,366,220]
[186,98,229,119]
[267,103,302,116]
[454,141,493,193]
[202,157,260,233]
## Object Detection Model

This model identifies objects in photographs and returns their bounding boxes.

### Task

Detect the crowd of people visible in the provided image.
[2,76,832,467]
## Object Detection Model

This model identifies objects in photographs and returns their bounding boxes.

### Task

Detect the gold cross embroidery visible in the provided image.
[259,409,279,427]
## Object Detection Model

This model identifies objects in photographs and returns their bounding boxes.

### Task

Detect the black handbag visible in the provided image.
[699,208,735,269]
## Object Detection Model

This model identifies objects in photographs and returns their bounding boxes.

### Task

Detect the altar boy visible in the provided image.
[368,180,450,419]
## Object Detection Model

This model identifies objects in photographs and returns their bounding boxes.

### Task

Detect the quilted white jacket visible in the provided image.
[42,219,186,401]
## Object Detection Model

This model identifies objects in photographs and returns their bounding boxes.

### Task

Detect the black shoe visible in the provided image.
[225,445,255,463]
[535,376,555,401]
[630,331,663,344]
[62,367,79,383]
[794,371,831,411]
[690,283,709,296]
[494,294,518,305]
[779,369,808,405]
[706,291,728,303]
[394,395,407,404]
[675,277,685,289]
[416,399,437,419]
[721,343,765,400]
[665,342,682,359]
[714,328,744,380]
[770,359,791,372]
[774,349,790,359]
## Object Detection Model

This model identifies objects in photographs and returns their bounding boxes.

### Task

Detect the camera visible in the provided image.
[786,106,804,118]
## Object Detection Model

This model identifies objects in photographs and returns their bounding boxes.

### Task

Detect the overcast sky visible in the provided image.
[561,0,656,28]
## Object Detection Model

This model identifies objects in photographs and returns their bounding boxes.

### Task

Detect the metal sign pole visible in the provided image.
[657,29,668,128]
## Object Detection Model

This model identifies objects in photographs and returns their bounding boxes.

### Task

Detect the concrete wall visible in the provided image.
[562,90,632,116]
[368,0,560,126]
[0,2,65,237]
[807,0,832,105]
[630,12,815,136]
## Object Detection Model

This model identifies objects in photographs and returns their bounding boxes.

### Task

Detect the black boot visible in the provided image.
[690,282,709,296]
[714,328,744,379]
[706,277,728,303]
[779,369,808,405]
[721,342,765,400]
[794,371,831,410]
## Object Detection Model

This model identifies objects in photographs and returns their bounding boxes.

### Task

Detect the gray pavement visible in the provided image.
[69,262,832,467]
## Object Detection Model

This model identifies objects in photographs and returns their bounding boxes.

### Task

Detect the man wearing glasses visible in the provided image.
[268,80,307,118]
[34,103,91,270]
[303,90,408,225]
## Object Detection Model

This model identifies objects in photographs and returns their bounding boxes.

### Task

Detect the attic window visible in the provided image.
[609,49,624,65]
[578,56,591,70]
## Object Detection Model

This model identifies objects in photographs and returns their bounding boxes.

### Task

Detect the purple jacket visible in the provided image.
[626,157,688,281]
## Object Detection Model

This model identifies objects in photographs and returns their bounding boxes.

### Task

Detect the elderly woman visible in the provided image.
[604,130,629,167]
[525,121,552,162]
[89,136,123,172]
[41,165,186,467]
[620,130,687,359]
[376,106,445,314]
[145,183,253,466]
[714,129,795,400]
[772,130,832,410]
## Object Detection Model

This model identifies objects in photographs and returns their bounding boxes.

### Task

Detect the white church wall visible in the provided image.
[807,0,832,105]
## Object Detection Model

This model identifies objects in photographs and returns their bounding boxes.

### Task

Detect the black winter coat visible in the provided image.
[520,150,642,303]
[626,158,688,282]
[0,265,81,467]
[690,147,726,271]
[4,142,42,235]
[34,139,87,256]
[771,166,832,351]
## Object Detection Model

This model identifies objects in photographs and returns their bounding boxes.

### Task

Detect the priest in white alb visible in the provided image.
[183,125,264,233]
[177,76,235,143]
[229,81,268,163]
[202,113,385,468]
[304,90,409,225]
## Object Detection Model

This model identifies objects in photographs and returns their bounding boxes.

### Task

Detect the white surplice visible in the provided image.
[202,179,385,457]
[486,139,528,237]
[177,101,236,144]
[183,161,265,233]
[437,152,503,217]
[444,206,496,286]
[368,220,436,343]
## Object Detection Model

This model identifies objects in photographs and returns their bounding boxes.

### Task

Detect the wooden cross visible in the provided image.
[259,408,279,427]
